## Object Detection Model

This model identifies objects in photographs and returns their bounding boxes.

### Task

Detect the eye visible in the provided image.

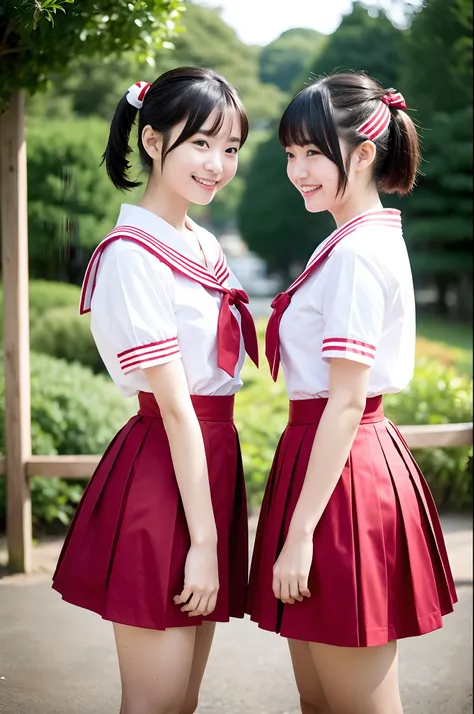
[193,139,209,148]
[226,147,239,154]
[285,151,294,160]
[307,149,321,157]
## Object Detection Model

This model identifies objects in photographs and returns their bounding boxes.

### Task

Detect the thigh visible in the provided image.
[114,623,196,714]
[181,622,216,714]
[309,641,403,714]
[288,639,330,712]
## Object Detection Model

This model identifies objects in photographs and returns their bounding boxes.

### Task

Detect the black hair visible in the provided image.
[103,66,249,191]
[279,72,421,197]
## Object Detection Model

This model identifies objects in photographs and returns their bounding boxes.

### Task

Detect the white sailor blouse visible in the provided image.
[80,204,258,398]
[265,208,416,399]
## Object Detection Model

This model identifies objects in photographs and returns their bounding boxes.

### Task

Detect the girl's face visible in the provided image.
[159,108,241,206]
[285,142,349,214]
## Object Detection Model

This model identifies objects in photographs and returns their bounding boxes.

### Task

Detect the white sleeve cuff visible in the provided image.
[117,337,181,375]
[321,337,376,367]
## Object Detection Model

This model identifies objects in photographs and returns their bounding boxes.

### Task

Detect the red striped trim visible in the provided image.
[117,337,177,359]
[321,345,375,360]
[287,209,401,295]
[121,349,181,374]
[322,337,376,350]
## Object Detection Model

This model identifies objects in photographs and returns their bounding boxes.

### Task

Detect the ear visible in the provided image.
[353,140,377,171]
[141,125,162,161]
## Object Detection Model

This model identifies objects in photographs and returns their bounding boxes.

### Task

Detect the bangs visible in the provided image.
[166,81,248,158]
[278,82,349,194]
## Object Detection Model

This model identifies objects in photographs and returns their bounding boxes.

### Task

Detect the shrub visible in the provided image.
[0,280,81,337]
[0,351,134,530]
[30,306,104,373]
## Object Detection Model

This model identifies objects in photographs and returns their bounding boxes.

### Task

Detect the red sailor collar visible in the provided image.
[80,225,259,378]
[265,208,402,381]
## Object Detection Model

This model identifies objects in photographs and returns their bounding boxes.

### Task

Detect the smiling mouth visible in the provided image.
[192,176,219,190]
[300,185,322,196]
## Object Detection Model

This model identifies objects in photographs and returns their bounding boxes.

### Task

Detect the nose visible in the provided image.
[204,151,223,175]
[291,159,309,181]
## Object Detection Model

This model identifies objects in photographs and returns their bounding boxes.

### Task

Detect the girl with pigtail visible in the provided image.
[53,67,258,714]
[247,72,457,714]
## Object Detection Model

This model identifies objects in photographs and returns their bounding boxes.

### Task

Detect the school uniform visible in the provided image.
[53,203,258,630]
[246,208,457,648]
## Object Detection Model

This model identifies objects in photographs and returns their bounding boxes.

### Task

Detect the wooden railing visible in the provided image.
[0,422,472,480]
[0,422,472,573]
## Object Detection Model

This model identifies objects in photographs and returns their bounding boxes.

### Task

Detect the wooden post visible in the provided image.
[0,91,32,573]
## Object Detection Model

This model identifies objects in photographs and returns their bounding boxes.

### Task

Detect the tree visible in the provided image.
[398,0,473,319]
[239,4,403,277]
[26,118,125,282]
[0,0,185,113]
[259,29,327,93]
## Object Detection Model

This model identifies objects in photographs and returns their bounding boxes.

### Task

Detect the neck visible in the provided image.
[139,173,190,232]
[331,186,383,228]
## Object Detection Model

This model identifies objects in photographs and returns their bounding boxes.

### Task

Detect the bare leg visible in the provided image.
[309,640,403,714]
[288,639,332,714]
[113,623,196,714]
[180,621,216,714]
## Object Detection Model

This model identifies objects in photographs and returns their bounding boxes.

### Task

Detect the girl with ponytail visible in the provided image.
[53,67,258,714]
[247,72,457,713]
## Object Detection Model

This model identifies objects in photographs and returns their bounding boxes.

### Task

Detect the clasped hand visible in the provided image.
[272,532,313,604]
[174,542,219,617]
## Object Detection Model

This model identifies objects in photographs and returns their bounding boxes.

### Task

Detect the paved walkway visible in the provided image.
[0,515,472,714]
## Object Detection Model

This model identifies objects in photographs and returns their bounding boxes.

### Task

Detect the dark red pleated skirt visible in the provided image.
[52,393,248,630]
[246,397,457,647]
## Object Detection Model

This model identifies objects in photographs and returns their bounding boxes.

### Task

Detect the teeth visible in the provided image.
[194,177,217,187]
[301,186,320,193]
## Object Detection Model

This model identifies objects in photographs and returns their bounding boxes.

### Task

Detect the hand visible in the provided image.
[174,542,219,617]
[272,532,313,604]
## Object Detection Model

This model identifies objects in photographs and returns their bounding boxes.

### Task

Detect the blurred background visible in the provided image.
[0,0,472,533]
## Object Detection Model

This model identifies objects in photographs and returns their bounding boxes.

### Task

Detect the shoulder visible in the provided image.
[98,237,174,282]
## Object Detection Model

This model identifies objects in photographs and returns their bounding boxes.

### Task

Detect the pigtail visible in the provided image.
[101,95,143,191]
[377,109,421,197]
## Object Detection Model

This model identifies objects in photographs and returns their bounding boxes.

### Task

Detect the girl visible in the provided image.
[246,73,457,714]
[53,67,258,714]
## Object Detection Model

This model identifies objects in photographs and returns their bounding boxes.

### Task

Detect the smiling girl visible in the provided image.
[246,72,457,714]
[52,67,258,714]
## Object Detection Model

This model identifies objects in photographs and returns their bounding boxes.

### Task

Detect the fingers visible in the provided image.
[298,577,311,599]
[289,580,304,603]
[174,588,219,617]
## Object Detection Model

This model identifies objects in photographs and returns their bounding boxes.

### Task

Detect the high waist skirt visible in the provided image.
[53,392,248,630]
[246,397,457,647]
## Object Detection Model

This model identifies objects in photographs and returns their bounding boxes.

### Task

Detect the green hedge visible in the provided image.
[0,280,81,335]
[0,351,134,530]
[236,357,473,511]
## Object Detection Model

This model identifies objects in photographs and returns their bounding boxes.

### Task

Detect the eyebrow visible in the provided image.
[198,129,241,143]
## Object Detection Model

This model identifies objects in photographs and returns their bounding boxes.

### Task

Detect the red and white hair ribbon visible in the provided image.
[126,81,151,110]
[356,89,407,141]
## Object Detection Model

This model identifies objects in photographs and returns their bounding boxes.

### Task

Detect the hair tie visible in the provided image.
[381,90,407,110]
[356,88,407,141]
[126,81,151,110]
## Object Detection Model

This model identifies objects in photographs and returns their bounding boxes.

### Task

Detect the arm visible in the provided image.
[144,359,219,618]
[272,359,370,605]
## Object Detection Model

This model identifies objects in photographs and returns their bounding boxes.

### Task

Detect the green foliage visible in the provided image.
[307,2,402,89]
[0,351,134,529]
[239,5,403,276]
[398,0,473,318]
[384,359,473,509]
[26,118,124,280]
[259,28,327,93]
[0,0,185,113]
[30,307,104,373]
[0,280,81,336]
